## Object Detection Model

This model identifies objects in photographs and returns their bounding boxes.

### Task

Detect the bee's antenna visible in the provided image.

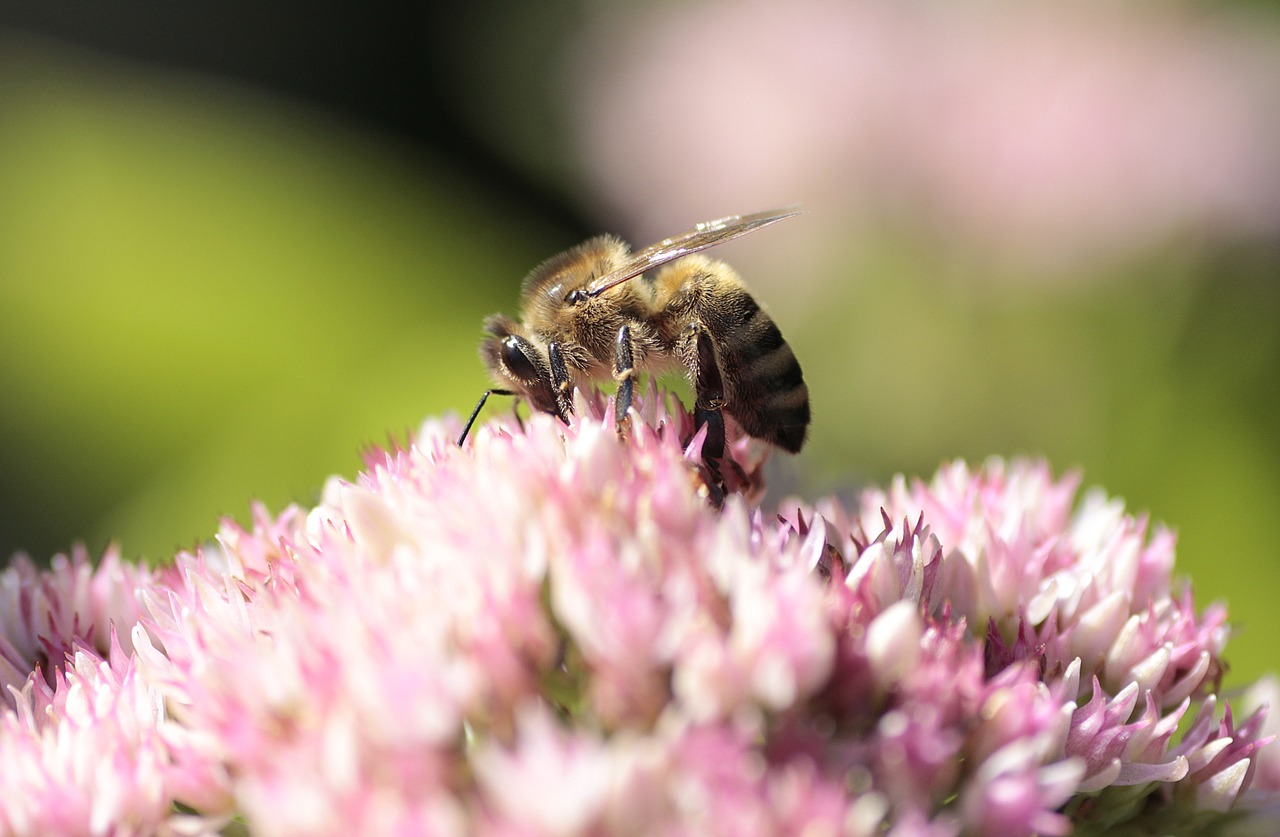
[458,389,516,446]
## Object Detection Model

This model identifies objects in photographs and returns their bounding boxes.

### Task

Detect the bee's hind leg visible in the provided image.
[687,324,729,493]
[613,324,637,434]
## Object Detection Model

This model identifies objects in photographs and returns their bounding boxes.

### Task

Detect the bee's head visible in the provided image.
[480,315,568,420]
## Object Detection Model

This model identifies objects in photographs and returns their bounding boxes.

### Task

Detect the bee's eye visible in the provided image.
[500,336,539,381]
[565,289,586,305]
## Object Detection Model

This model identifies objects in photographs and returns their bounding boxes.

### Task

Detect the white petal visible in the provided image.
[865,601,923,692]
[1198,759,1251,812]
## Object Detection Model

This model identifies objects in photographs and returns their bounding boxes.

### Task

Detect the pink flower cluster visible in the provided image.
[0,387,1277,835]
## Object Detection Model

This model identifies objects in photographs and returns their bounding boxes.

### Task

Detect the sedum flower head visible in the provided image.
[0,385,1276,835]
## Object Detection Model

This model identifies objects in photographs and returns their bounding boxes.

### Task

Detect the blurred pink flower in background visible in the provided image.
[0,387,1276,834]
[574,0,1280,275]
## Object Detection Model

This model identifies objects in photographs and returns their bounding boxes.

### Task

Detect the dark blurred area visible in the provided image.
[1,0,1279,686]
[3,1,586,229]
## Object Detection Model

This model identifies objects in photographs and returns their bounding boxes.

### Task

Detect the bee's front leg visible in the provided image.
[613,324,636,434]
[548,342,574,424]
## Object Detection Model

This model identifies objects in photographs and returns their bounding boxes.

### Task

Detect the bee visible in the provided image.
[458,209,809,473]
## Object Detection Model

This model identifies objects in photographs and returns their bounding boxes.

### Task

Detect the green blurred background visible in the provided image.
[1,1,1278,688]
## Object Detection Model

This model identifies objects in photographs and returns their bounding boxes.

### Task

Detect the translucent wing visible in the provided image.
[585,207,801,297]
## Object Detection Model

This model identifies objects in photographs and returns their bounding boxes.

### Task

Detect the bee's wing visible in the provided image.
[585,208,801,297]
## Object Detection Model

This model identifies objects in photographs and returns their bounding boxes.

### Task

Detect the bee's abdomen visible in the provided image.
[714,291,810,453]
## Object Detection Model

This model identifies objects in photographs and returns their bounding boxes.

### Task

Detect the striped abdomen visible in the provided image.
[710,288,809,452]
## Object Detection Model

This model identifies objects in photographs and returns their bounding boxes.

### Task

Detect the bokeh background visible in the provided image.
[1,1,1278,687]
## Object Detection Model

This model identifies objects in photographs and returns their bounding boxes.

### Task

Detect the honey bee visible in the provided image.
[459,209,809,471]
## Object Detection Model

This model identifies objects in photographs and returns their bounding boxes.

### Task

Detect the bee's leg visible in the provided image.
[458,389,516,446]
[548,342,574,425]
[689,325,727,486]
[613,324,636,433]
